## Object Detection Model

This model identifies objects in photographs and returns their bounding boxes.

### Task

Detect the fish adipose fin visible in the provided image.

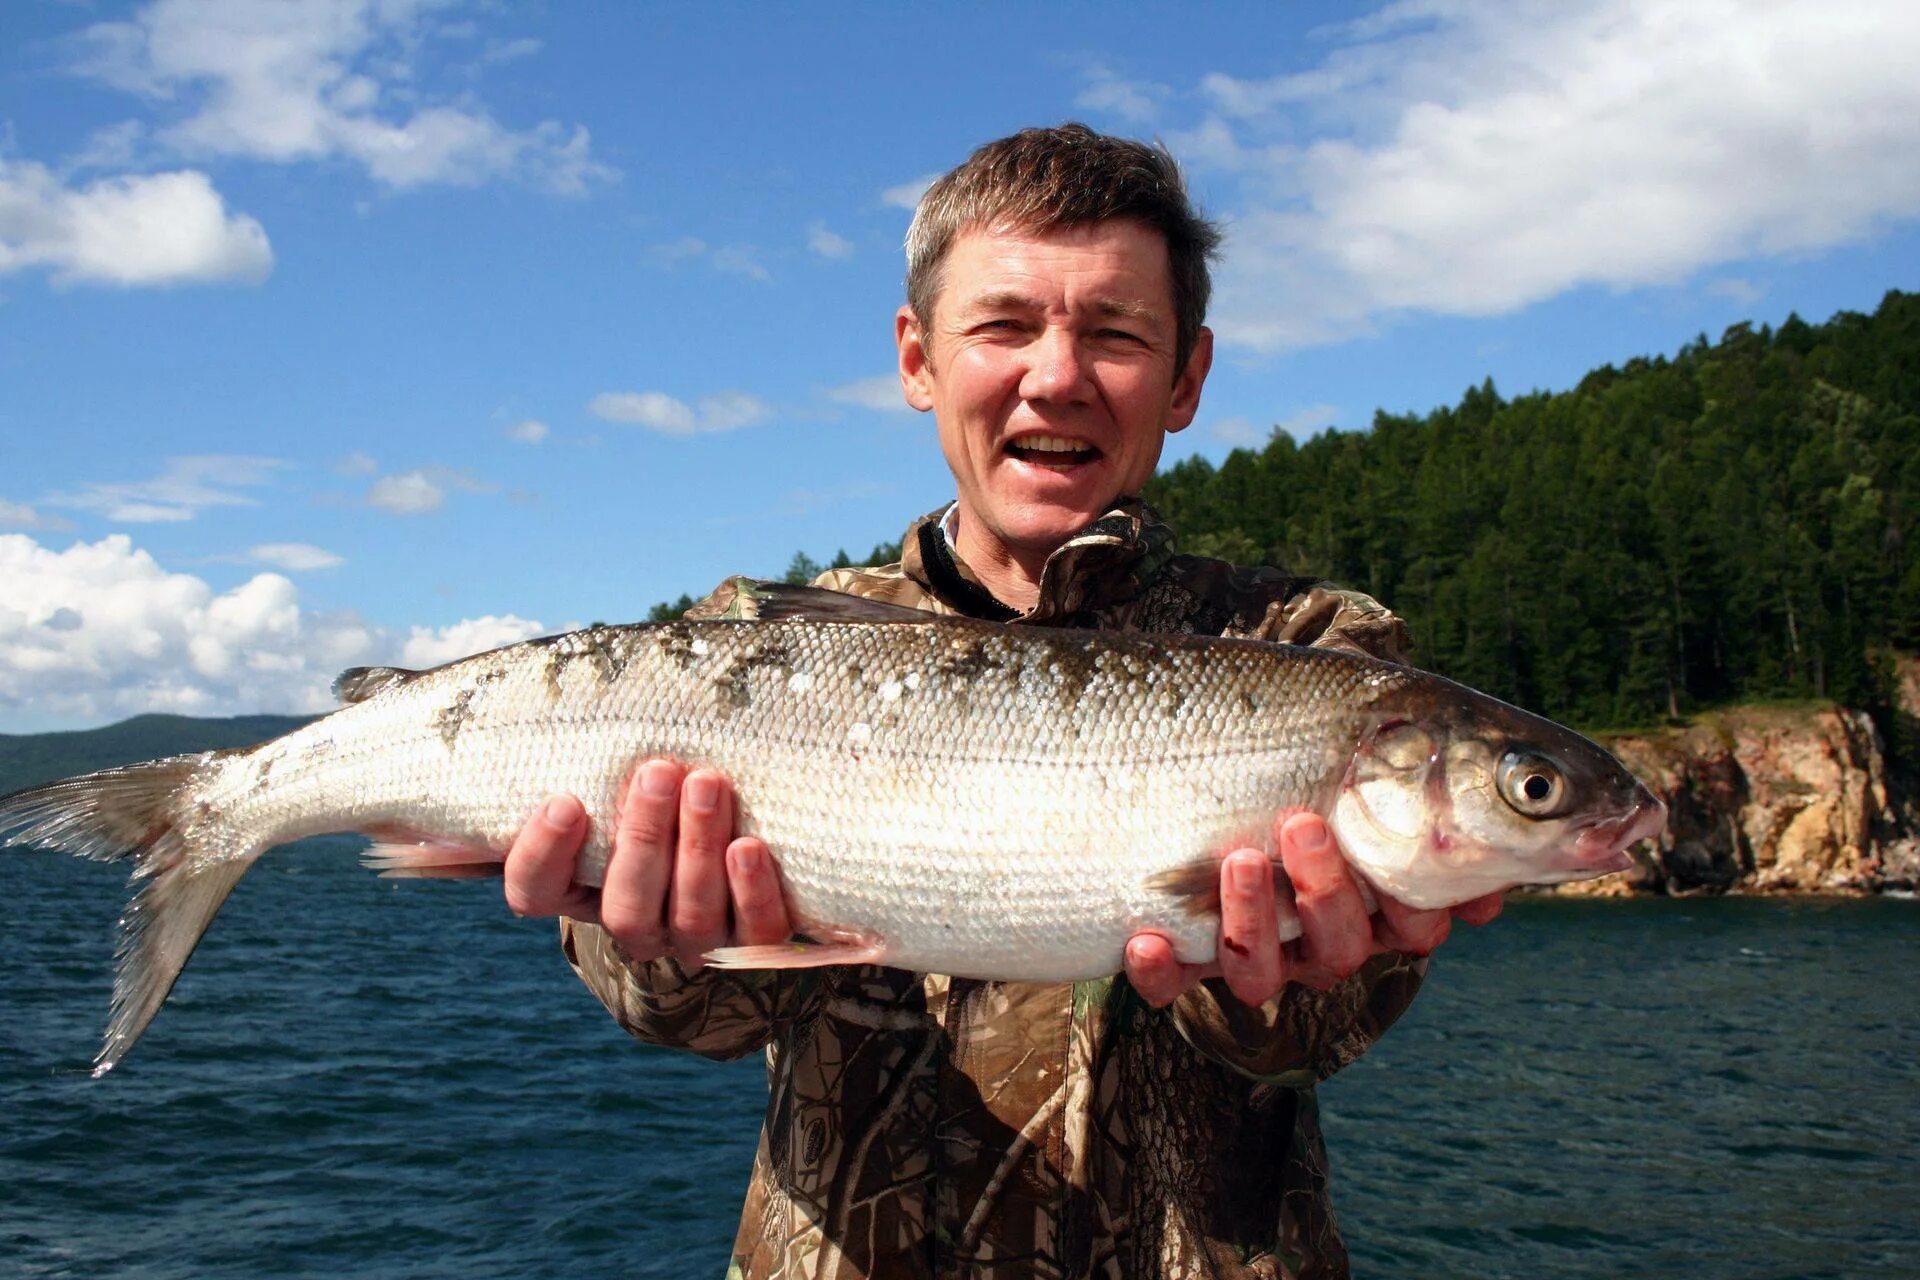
[0,753,259,1076]
[742,582,934,624]
[361,825,506,880]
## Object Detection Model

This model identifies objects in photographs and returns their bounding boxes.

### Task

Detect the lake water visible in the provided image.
[2,841,1914,1279]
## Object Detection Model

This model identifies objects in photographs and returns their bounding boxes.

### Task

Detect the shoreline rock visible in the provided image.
[1533,677,1920,897]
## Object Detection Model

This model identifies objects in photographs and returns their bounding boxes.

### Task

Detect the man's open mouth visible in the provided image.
[1006,435,1101,467]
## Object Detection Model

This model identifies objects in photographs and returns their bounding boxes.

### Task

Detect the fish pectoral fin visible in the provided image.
[361,826,505,880]
[703,931,889,971]
[1144,857,1224,916]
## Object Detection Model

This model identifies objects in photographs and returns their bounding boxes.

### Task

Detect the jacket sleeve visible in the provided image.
[560,919,821,1062]
[557,575,824,1061]
[1169,577,1427,1082]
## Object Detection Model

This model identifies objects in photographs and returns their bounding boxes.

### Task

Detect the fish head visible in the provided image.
[1328,684,1665,909]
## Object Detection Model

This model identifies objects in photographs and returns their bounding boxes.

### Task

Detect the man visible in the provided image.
[504,124,1500,1278]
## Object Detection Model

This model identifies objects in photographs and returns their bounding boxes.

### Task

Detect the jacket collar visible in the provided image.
[899,497,1176,626]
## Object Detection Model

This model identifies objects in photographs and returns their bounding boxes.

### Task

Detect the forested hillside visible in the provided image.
[1144,292,1919,730]
[0,714,314,791]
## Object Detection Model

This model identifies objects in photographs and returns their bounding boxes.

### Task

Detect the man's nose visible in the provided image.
[1020,326,1094,404]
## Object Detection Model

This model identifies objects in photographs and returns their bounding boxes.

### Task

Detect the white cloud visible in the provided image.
[1276,403,1342,439]
[68,120,148,172]
[505,418,549,444]
[72,0,613,195]
[710,245,770,282]
[1209,417,1267,448]
[645,236,770,281]
[1210,404,1340,448]
[645,235,709,267]
[1176,0,1920,352]
[0,533,366,722]
[807,221,854,259]
[588,389,771,436]
[0,500,72,532]
[399,614,545,667]
[48,455,284,523]
[0,532,547,726]
[825,374,911,414]
[337,450,379,475]
[882,174,938,211]
[0,157,272,288]
[1074,64,1171,123]
[248,542,344,571]
[1707,277,1766,308]
[366,470,444,515]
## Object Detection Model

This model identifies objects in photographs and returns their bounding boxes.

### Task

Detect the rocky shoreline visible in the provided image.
[1539,654,1920,898]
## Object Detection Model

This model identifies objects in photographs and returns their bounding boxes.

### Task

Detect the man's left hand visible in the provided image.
[1123,811,1504,1008]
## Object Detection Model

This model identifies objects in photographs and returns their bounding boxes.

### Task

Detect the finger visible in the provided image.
[669,768,734,967]
[1280,812,1375,982]
[1373,893,1451,955]
[727,837,792,946]
[1125,934,1197,1008]
[599,759,682,958]
[1218,850,1284,1005]
[1452,891,1505,926]
[504,795,589,918]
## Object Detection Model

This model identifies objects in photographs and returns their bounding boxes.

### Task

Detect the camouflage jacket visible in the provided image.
[559,500,1424,1279]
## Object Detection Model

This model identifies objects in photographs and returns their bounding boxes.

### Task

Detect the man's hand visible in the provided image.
[1123,811,1504,1008]
[502,759,793,969]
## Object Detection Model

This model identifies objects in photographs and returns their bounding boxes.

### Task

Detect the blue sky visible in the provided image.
[3,0,1917,731]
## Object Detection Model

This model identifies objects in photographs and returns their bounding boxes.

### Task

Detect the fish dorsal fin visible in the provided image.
[332,665,421,704]
[746,582,934,623]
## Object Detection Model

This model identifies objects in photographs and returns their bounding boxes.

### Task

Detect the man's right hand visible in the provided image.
[502,759,793,969]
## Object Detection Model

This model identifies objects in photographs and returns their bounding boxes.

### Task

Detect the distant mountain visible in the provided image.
[0,714,314,792]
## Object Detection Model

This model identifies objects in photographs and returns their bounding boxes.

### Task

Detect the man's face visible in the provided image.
[896,219,1212,564]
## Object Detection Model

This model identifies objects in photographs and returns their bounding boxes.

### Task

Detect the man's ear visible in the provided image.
[896,305,936,412]
[1164,326,1214,435]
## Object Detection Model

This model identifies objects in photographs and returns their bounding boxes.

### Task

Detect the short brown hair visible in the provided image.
[905,123,1222,376]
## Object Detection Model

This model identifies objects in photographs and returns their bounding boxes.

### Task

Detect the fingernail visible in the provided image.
[1293,819,1331,853]
[685,771,720,815]
[641,760,678,799]
[543,796,580,827]
[728,842,762,875]
[1230,855,1265,893]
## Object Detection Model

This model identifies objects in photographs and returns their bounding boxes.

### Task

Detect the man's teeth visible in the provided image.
[1012,435,1095,457]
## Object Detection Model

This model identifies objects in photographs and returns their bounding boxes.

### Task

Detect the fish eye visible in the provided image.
[1498,751,1567,817]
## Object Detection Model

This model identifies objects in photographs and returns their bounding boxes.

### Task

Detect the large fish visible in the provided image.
[2,586,1663,1074]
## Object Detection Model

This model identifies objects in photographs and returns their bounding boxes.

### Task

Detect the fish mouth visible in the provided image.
[1571,786,1668,872]
[1005,432,1102,471]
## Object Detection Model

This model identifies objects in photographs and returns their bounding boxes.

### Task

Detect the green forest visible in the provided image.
[1145,291,1919,730]
[667,291,1919,734]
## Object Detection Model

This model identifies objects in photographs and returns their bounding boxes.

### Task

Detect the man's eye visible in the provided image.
[1096,328,1144,343]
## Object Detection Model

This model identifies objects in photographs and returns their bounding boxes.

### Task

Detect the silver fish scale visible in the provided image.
[198,619,1405,979]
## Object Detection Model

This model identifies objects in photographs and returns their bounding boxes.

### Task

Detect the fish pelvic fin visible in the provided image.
[361,826,506,880]
[703,934,889,970]
[0,752,260,1075]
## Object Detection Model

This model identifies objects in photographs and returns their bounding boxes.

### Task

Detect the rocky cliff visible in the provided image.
[1543,656,1920,896]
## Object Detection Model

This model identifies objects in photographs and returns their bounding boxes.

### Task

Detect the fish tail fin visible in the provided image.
[0,752,259,1075]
